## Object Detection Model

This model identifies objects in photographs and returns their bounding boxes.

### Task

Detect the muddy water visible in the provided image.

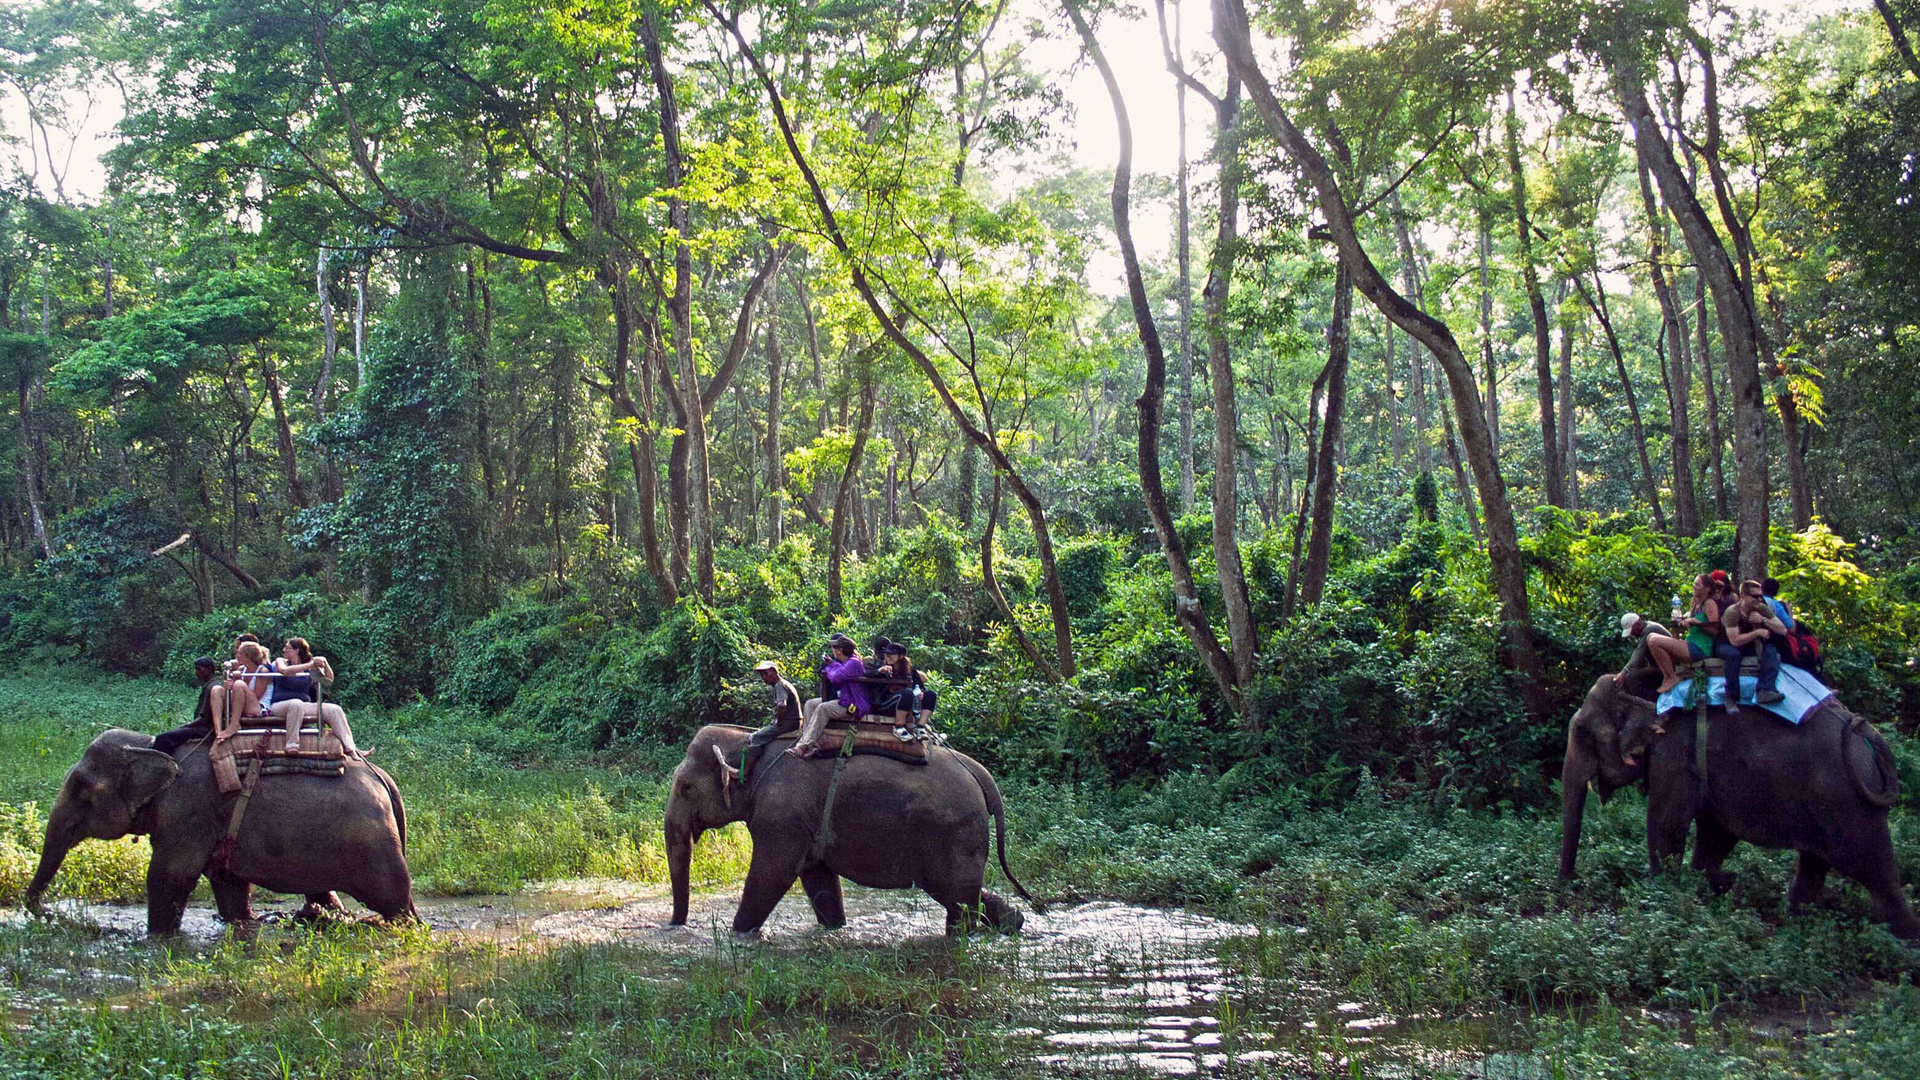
[22,884,1519,1077]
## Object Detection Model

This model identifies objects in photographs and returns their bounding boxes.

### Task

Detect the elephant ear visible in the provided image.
[121,747,181,809]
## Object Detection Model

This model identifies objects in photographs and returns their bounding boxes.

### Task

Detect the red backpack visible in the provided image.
[1782,622,1824,676]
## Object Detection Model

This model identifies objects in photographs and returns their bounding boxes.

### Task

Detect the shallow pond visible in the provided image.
[22,882,1536,1076]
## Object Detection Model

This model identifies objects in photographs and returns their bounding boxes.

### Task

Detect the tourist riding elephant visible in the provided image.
[1559,674,1916,939]
[25,728,417,934]
[666,724,1038,935]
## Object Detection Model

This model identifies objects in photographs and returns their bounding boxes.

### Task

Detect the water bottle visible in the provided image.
[1670,595,1684,622]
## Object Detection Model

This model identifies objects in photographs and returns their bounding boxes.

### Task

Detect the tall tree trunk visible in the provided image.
[724,7,1076,678]
[1284,374,1325,620]
[618,299,674,602]
[1175,1,1196,515]
[1478,205,1497,456]
[1440,403,1483,542]
[355,262,368,389]
[827,373,876,614]
[1637,158,1698,536]
[1579,274,1666,531]
[1217,0,1546,716]
[16,371,51,559]
[1383,313,1406,465]
[1508,89,1564,507]
[258,347,309,509]
[645,11,715,599]
[1695,275,1730,519]
[1301,261,1350,606]
[764,290,785,548]
[1388,192,1433,472]
[1614,59,1769,580]
[1201,77,1257,692]
[1068,0,1245,717]
[1556,279,1579,511]
[1874,0,1920,79]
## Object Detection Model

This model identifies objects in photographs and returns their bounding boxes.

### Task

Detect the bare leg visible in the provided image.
[209,685,230,739]
[224,680,261,719]
[1648,636,1689,694]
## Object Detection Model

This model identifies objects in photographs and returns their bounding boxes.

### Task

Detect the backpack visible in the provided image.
[1782,621,1824,678]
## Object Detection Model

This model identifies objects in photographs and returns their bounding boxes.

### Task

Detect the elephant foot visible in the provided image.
[1703,869,1736,895]
[981,890,1025,933]
[731,928,766,945]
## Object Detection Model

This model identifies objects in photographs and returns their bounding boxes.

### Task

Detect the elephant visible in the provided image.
[665,724,1038,935]
[1558,674,1917,939]
[25,728,417,934]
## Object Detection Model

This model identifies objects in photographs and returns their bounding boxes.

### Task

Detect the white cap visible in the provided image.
[1619,612,1642,638]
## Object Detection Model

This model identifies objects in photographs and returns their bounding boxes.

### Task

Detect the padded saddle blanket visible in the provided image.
[810,719,930,762]
[1654,663,1834,725]
[211,725,347,778]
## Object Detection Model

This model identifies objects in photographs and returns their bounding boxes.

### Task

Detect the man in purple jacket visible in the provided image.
[790,635,872,757]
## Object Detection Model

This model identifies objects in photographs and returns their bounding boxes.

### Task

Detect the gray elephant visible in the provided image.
[1559,674,1916,939]
[26,728,417,934]
[666,724,1037,935]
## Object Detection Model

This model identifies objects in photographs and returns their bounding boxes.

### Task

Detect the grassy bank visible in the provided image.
[2,669,1918,1076]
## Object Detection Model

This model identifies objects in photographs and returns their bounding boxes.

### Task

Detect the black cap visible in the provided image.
[883,641,907,656]
[194,657,219,672]
[828,633,854,648]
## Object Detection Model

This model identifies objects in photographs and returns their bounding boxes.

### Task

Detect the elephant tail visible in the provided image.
[1838,708,1899,809]
[369,763,421,921]
[370,763,410,852]
[952,752,1045,914]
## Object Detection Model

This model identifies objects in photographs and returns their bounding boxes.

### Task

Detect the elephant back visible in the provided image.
[1830,704,1899,809]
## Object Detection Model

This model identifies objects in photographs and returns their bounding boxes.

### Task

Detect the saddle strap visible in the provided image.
[811,736,858,862]
[1694,696,1710,789]
[214,757,264,873]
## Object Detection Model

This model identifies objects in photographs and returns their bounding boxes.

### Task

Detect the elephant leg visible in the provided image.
[1645,751,1694,875]
[942,899,980,935]
[798,865,845,929]
[144,858,199,936]
[732,843,803,934]
[1690,815,1739,894]
[209,869,257,924]
[1787,852,1831,911]
[1828,835,1920,940]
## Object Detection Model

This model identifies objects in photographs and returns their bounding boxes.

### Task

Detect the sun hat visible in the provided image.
[753,660,779,673]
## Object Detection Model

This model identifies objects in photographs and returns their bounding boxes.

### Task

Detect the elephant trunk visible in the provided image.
[666,798,695,926]
[1558,729,1596,881]
[25,802,80,914]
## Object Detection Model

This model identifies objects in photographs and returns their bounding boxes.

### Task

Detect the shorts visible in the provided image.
[1686,641,1708,662]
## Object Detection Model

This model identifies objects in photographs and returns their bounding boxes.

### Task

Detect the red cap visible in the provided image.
[1709,569,1731,585]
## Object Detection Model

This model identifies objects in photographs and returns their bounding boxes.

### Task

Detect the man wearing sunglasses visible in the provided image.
[1718,578,1789,707]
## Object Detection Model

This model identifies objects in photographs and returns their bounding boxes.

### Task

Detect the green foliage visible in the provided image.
[1054,534,1118,618]
[0,497,185,668]
[325,327,486,703]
